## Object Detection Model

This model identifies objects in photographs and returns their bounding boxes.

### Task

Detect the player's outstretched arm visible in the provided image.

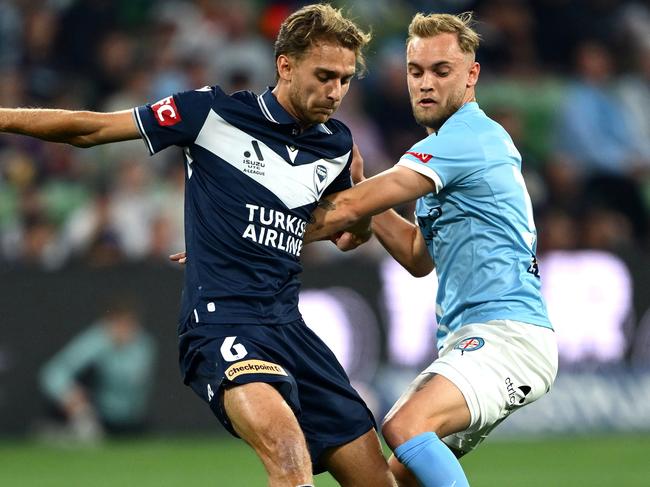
[0,108,141,147]
[305,166,435,244]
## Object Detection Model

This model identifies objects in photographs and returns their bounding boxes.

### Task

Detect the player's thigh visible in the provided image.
[223,382,309,460]
[182,324,303,436]
[320,428,395,487]
[382,372,471,449]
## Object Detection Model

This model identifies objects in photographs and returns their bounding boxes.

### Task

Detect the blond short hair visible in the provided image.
[407,12,480,54]
[274,4,372,76]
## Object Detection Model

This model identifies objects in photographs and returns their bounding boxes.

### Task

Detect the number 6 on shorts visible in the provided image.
[220,336,248,361]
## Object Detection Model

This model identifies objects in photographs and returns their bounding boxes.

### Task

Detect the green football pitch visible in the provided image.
[1,435,648,486]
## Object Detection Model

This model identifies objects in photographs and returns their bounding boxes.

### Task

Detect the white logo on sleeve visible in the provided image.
[314,165,328,197]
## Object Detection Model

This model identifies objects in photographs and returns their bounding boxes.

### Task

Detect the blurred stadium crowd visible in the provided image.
[2,0,650,442]
[0,0,649,268]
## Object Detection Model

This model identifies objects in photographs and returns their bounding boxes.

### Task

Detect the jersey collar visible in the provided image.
[257,87,298,125]
[458,101,479,113]
[257,87,333,135]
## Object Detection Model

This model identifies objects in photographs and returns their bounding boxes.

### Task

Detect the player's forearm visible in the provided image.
[306,167,435,244]
[0,108,139,147]
[372,209,434,277]
[304,198,362,244]
[0,108,95,145]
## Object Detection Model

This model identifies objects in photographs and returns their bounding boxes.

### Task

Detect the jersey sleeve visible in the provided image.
[132,87,220,155]
[396,121,484,192]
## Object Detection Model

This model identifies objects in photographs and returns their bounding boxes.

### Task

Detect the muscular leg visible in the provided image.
[224,382,313,487]
[388,455,419,487]
[383,373,470,445]
[381,373,471,487]
[320,429,396,487]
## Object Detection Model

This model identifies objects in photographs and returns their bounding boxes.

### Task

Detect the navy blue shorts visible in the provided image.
[178,318,376,474]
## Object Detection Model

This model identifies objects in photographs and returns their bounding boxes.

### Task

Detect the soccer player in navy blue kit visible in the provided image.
[0,5,396,486]
[306,13,558,487]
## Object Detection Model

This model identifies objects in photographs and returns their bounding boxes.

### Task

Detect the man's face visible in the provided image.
[281,41,356,126]
[406,33,479,132]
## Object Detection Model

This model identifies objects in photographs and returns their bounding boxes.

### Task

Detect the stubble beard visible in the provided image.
[289,84,334,127]
[412,91,465,132]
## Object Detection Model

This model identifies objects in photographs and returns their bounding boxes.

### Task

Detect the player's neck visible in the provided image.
[463,89,476,106]
[271,84,309,130]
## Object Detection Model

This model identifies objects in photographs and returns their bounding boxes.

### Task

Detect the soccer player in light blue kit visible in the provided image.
[306,12,558,487]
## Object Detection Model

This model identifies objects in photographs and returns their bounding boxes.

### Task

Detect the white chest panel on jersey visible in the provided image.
[195,110,350,209]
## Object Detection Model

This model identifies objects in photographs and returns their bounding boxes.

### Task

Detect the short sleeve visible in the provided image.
[396,122,484,192]
[132,86,221,155]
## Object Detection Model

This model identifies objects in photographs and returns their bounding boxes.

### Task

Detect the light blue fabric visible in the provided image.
[39,321,156,424]
[397,102,552,345]
[395,432,469,487]
[555,82,637,173]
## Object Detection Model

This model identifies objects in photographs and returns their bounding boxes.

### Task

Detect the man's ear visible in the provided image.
[467,61,480,88]
[277,54,293,82]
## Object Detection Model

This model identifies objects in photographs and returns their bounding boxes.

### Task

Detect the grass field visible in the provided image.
[1,435,648,486]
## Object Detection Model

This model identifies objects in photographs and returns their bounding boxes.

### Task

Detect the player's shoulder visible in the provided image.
[437,104,508,150]
[439,103,485,135]
[321,118,353,156]
[324,117,352,139]
[404,114,483,167]
[182,86,268,127]
[183,85,259,108]
[229,88,259,104]
[449,102,507,138]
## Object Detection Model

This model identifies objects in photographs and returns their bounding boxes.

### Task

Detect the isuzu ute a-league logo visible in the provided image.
[314,164,328,196]
[243,140,265,176]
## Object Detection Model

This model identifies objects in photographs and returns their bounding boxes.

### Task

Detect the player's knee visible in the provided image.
[382,413,420,451]
[383,408,446,451]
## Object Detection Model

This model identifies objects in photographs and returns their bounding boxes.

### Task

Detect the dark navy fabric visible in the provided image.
[180,319,375,474]
[133,86,353,327]
[133,86,371,469]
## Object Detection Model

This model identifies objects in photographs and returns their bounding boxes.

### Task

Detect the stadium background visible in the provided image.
[1,0,650,485]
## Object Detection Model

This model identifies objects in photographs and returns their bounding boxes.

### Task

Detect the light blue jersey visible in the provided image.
[397,102,552,344]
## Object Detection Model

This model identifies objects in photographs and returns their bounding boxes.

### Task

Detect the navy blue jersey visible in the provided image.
[132,87,353,327]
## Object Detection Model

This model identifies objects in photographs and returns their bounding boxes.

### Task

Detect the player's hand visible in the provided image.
[169,251,187,265]
[351,143,366,184]
[332,229,372,252]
